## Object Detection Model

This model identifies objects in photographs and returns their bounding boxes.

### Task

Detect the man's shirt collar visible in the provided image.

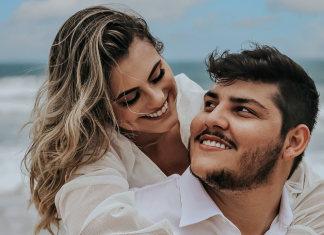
[178,167,293,231]
[179,167,223,227]
[277,186,293,226]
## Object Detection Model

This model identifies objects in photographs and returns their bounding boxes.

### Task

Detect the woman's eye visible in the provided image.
[122,91,140,106]
[151,69,165,84]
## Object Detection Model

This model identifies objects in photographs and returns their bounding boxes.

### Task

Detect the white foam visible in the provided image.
[0,76,40,194]
[0,76,43,115]
[0,146,27,195]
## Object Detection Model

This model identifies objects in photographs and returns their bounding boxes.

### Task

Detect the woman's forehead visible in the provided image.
[115,38,160,75]
[109,39,161,95]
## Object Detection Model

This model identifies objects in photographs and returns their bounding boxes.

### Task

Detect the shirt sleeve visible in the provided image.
[55,149,176,235]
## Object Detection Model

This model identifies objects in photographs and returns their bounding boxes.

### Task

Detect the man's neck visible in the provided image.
[204,182,285,235]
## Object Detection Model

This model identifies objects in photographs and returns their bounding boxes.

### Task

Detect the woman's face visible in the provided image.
[110,38,178,134]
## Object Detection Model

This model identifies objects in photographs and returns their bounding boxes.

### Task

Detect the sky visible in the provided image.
[0,0,324,62]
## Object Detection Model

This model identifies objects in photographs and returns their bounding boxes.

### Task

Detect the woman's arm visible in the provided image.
[55,150,176,235]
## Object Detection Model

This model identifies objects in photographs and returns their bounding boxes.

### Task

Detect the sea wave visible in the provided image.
[0,76,43,115]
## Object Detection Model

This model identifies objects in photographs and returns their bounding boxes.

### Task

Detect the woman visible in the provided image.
[23,5,324,235]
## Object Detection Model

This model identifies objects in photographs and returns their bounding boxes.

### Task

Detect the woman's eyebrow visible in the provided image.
[114,87,139,101]
[148,60,161,81]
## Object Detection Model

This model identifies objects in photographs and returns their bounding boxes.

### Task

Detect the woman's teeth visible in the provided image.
[146,101,168,118]
[202,140,230,149]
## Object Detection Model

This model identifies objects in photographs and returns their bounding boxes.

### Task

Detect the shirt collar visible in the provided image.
[277,186,293,227]
[178,167,223,227]
[178,167,293,229]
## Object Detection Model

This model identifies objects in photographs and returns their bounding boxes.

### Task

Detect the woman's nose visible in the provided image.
[205,106,229,130]
[147,87,165,108]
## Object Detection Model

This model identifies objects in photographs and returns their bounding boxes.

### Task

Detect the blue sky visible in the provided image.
[0,0,324,62]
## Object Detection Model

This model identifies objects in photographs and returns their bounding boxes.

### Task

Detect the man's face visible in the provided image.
[189,80,284,190]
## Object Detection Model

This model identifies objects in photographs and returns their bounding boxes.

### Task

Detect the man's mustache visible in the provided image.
[194,129,238,150]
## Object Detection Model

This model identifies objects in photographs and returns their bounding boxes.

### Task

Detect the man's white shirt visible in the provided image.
[131,168,293,235]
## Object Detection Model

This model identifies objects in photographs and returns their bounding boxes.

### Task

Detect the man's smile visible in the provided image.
[194,130,238,150]
[200,135,231,150]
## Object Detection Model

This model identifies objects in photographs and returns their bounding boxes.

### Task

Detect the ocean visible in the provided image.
[0,60,324,234]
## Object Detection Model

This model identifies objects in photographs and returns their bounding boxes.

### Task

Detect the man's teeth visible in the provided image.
[202,140,230,149]
[147,101,168,117]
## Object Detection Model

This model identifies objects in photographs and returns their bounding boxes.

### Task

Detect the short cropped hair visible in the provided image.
[205,44,319,179]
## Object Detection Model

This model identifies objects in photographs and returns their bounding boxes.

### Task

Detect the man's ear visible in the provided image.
[282,124,310,160]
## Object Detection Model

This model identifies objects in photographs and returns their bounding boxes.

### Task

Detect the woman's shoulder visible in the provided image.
[175,73,206,148]
[174,73,205,93]
[286,160,323,206]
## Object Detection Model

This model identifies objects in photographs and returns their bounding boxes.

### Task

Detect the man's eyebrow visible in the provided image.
[148,60,161,81]
[114,87,139,101]
[230,96,268,110]
[204,91,218,99]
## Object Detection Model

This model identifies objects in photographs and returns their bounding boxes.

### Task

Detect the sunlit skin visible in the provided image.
[189,80,310,235]
[110,38,189,176]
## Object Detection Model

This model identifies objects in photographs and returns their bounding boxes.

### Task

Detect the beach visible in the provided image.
[0,61,324,234]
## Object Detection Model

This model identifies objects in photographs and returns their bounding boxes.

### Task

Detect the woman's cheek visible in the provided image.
[190,112,206,136]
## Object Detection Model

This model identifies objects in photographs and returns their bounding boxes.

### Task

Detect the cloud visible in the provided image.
[194,11,217,28]
[11,0,214,23]
[296,20,324,58]
[267,0,324,15]
[0,0,215,61]
[269,19,324,58]
[233,16,277,28]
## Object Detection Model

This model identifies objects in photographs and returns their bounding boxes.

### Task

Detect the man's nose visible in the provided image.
[205,105,229,130]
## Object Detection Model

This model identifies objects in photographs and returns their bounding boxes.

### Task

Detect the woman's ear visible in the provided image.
[282,124,310,161]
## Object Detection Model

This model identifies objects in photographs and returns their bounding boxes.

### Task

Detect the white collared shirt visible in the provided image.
[131,168,293,235]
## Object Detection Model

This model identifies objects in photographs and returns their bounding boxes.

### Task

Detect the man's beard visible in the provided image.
[190,139,284,191]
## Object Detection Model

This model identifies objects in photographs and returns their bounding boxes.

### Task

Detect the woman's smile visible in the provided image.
[141,95,172,121]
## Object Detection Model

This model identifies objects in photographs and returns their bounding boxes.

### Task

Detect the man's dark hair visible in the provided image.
[205,44,319,179]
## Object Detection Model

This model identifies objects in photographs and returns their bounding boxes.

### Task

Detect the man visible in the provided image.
[131,45,324,234]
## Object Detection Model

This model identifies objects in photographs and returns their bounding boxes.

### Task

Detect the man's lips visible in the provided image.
[199,134,232,149]
[194,130,238,150]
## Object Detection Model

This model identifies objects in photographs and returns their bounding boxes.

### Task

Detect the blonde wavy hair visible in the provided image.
[22,5,164,235]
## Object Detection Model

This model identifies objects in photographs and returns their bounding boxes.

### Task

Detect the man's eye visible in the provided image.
[205,101,216,108]
[236,107,256,117]
[238,107,249,112]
